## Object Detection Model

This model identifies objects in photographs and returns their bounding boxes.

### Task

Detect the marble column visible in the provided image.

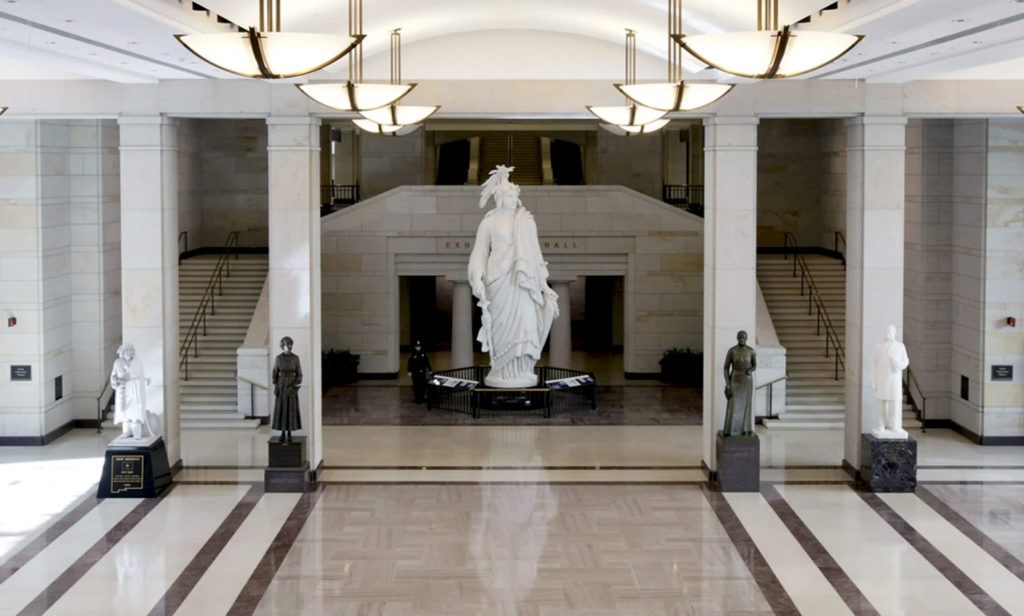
[118,117,180,464]
[702,116,759,474]
[549,280,572,367]
[267,117,323,471]
[451,280,473,368]
[843,116,907,472]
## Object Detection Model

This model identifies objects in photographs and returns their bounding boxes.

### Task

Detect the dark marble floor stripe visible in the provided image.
[761,484,879,615]
[0,485,101,585]
[700,485,800,616]
[916,485,1024,583]
[227,485,324,616]
[857,491,1012,616]
[148,484,264,616]
[17,485,175,616]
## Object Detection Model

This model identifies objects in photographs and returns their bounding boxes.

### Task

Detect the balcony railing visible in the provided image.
[662,184,704,217]
[320,184,360,214]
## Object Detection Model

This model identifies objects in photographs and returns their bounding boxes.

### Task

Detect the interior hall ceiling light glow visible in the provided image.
[1018,106,1024,113]
[352,118,420,135]
[175,0,363,79]
[673,0,863,79]
[297,0,412,112]
[600,118,670,136]
[615,0,732,112]
[356,29,440,131]
[586,29,668,135]
[0,107,6,116]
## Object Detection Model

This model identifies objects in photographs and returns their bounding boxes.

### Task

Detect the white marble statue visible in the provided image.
[870,324,910,439]
[110,343,156,439]
[468,165,559,388]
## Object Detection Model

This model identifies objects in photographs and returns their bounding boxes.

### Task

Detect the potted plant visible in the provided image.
[659,347,702,387]
[322,348,360,390]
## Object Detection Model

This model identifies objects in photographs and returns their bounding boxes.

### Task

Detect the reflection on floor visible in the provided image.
[2,386,1024,614]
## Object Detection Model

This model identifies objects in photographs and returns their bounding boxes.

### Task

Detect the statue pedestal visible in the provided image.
[860,433,917,493]
[265,436,309,493]
[97,436,173,498]
[715,432,760,492]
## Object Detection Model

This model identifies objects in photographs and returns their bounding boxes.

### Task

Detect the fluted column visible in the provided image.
[549,280,572,367]
[451,280,474,368]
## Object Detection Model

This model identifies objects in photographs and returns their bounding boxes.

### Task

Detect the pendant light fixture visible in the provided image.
[616,0,732,112]
[175,0,363,79]
[587,30,669,135]
[355,29,440,132]
[673,0,863,79]
[297,0,413,112]
[0,107,6,116]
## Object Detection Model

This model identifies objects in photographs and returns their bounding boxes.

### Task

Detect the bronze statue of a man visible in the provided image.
[723,330,757,436]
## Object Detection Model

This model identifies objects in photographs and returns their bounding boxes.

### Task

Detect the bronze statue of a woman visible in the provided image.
[272,336,302,442]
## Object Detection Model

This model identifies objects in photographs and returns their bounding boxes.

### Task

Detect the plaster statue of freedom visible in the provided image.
[468,165,559,388]
[871,324,910,439]
[110,343,157,439]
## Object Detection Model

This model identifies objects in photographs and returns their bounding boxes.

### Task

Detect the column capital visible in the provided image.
[703,116,760,128]
[117,115,177,127]
[846,116,908,127]
[266,116,322,127]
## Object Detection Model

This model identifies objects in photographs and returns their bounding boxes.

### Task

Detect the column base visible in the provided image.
[859,433,917,493]
[714,431,760,492]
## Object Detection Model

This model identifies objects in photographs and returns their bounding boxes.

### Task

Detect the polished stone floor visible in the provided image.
[2,392,1024,614]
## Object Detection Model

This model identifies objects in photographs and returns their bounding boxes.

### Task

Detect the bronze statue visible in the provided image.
[723,330,756,436]
[272,336,302,442]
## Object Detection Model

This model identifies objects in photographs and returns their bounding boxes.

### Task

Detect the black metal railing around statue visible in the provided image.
[662,184,704,217]
[320,184,360,207]
[427,366,597,418]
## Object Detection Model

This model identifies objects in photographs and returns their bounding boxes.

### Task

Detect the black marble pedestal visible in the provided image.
[98,436,173,498]
[860,433,917,492]
[265,436,309,493]
[715,431,760,492]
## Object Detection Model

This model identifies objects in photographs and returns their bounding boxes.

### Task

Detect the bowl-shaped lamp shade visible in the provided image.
[599,118,671,136]
[175,30,364,79]
[298,82,415,112]
[359,105,439,126]
[0,107,6,116]
[352,118,420,136]
[1018,106,1024,114]
[615,82,734,112]
[673,29,863,79]
[586,104,666,126]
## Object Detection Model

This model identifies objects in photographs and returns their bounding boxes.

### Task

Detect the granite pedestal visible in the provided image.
[714,431,760,492]
[98,435,173,498]
[860,433,917,492]
[265,435,309,493]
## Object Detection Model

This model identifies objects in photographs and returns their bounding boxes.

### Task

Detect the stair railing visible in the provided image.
[833,230,846,267]
[237,374,268,420]
[179,231,240,381]
[178,230,189,265]
[95,378,113,433]
[755,375,787,419]
[904,366,927,432]
[782,232,846,380]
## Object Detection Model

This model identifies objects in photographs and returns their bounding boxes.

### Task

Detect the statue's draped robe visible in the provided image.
[272,352,303,432]
[468,206,558,385]
[723,346,756,436]
[111,356,153,435]
[871,339,909,401]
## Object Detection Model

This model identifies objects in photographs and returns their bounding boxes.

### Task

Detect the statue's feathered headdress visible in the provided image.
[479,164,520,209]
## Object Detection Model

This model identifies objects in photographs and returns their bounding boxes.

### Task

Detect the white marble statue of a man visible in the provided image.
[468,165,559,387]
[110,343,155,439]
[870,324,910,439]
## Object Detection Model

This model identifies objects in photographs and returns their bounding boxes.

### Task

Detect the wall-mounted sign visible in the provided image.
[10,365,31,381]
[960,375,969,401]
[55,375,63,401]
[110,455,145,495]
[991,365,1014,381]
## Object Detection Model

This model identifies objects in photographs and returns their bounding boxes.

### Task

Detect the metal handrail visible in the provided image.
[755,375,787,418]
[905,366,927,433]
[178,230,189,265]
[179,231,240,380]
[237,374,268,420]
[95,378,112,433]
[834,230,846,268]
[783,232,846,380]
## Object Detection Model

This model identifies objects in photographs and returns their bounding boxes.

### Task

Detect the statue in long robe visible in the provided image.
[468,165,559,388]
[871,324,910,439]
[110,343,155,439]
[723,330,756,436]
[272,336,302,442]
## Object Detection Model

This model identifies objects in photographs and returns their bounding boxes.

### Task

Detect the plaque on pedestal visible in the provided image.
[265,436,309,493]
[714,431,760,492]
[98,436,173,498]
[860,433,916,492]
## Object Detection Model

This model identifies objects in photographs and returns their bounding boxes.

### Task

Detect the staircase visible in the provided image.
[178,254,267,429]
[477,133,542,185]
[758,252,921,431]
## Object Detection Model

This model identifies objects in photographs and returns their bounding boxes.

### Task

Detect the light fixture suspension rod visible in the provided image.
[668,0,683,82]
[758,0,779,31]
[390,29,401,85]
[349,0,364,82]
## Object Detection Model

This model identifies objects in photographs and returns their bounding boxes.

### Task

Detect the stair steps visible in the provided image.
[178,253,266,430]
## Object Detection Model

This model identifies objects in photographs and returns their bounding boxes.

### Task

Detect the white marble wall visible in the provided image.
[321,185,703,375]
[360,131,427,200]
[757,119,823,247]
[0,120,120,440]
[594,130,663,200]
[904,119,955,422]
[817,119,847,250]
[981,119,1024,437]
